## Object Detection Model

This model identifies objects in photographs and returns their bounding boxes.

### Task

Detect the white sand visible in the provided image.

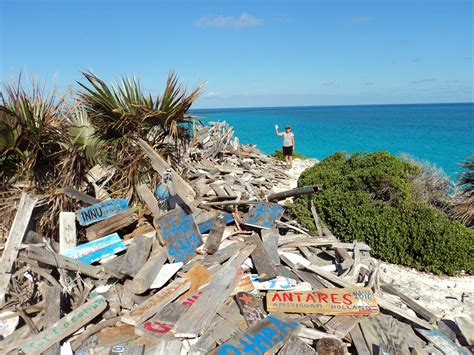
[277,157,474,321]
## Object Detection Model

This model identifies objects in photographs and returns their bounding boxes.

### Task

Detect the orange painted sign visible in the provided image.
[267,287,379,315]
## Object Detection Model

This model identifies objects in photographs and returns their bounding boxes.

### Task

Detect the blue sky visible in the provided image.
[0,0,472,108]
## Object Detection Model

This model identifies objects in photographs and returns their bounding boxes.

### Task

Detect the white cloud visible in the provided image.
[203,91,221,98]
[195,13,264,29]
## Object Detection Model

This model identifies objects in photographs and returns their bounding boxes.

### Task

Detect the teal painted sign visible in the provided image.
[61,233,126,264]
[154,208,202,263]
[76,198,129,226]
[242,202,284,229]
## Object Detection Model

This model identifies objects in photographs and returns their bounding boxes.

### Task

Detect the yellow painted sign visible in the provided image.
[267,287,379,315]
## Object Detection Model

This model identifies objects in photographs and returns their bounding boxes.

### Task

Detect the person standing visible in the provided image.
[275,124,295,168]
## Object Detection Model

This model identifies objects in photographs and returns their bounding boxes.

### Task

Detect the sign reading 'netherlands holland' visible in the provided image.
[76,198,129,226]
[267,287,379,315]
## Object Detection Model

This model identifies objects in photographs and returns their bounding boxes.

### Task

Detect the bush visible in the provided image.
[271,149,306,161]
[287,151,474,275]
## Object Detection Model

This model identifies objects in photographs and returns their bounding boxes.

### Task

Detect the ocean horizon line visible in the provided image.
[192,101,474,112]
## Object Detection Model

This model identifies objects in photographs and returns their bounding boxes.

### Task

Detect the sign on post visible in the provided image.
[154,208,202,263]
[267,287,379,315]
[76,198,129,226]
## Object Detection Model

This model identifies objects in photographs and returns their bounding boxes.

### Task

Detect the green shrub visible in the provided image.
[271,149,307,161]
[288,151,474,275]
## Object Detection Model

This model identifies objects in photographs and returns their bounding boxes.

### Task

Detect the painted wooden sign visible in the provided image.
[235,292,266,327]
[154,208,203,263]
[20,296,107,354]
[76,198,129,226]
[61,233,126,264]
[242,202,284,229]
[267,288,379,315]
[136,291,203,340]
[250,275,297,290]
[198,213,234,234]
[209,314,300,355]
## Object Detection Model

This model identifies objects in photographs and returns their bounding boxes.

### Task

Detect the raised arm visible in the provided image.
[275,124,283,136]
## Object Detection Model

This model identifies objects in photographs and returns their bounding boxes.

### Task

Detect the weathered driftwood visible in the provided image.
[85,209,137,241]
[119,234,153,277]
[131,250,168,294]
[266,184,322,202]
[0,192,37,305]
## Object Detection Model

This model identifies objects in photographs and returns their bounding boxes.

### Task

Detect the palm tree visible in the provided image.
[77,71,202,201]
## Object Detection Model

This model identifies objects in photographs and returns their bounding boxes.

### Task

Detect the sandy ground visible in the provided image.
[276,157,474,321]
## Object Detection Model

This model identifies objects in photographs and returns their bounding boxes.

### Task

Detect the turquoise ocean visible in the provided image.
[193,103,473,181]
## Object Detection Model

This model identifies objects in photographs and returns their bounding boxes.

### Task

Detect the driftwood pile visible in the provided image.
[0,122,472,354]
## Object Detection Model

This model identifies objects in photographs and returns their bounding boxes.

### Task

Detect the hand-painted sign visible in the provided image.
[250,275,297,290]
[20,296,107,354]
[235,292,266,327]
[76,198,129,226]
[198,213,234,234]
[242,202,284,229]
[154,208,202,263]
[136,291,203,340]
[209,314,300,355]
[267,287,379,315]
[61,233,126,264]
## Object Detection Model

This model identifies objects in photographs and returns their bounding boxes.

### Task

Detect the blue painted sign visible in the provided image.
[198,213,234,234]
[154,208,202,263]
[242,202,284,229]
[76,198,129,226]
[60,233,126,264]
[210,314,300,355]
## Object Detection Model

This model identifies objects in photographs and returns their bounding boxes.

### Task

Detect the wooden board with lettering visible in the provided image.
[19,296,107,354]
[154,208,203,263]
[235,292,266,327]
[76,198,129,226]
[267,288,379,315]
[209,314,300,355]
[61,233,126,264]
[242,202,284,229]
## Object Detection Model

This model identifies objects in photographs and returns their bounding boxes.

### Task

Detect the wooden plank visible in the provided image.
[109,343,145,354]
[41,285,61,355]
[154,208,202,263]
[59,212,77,252]
[261,228,280,266]
[235,292,266,327]
[325,315,362,337]
[455,316,474,346]
[203,216,226,254]
[245,233,277,281]
[150,262,183,289]
[149,340,182,354]
[350,324,371,355]
[76,198,129,226]
[121,278,190,326]
[359,314,410,355]
[267,288,379,315]
[279,335,316,354]
[242,202,284,229]
[416,328,470,355]
[86,209,137,241]
[137,138,196,205]
[61,233,126,264]
[310,200,323,237]
[23,245,101,278]
[0,192,36,304]
[209,314,300,355]
[19,296,107,354]
[249,274,297,290]
[381,284,437,323]
[305,264,354,288]
[179,264,211,300]
[63,187,100,205]
[172,244,255,338]
[137,184,162,217]
[131,250,167,294]
[119,234,153,277]
[377,296,431,329]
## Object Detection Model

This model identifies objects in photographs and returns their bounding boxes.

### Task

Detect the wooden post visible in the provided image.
[118,234,153,277]
[59,212,77,252]
[203,216,225,255]
[245,233,277,281]
[41,285,61,355]
[131,250,167,294]
[0,192,37,305]
[137,184,162,217]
